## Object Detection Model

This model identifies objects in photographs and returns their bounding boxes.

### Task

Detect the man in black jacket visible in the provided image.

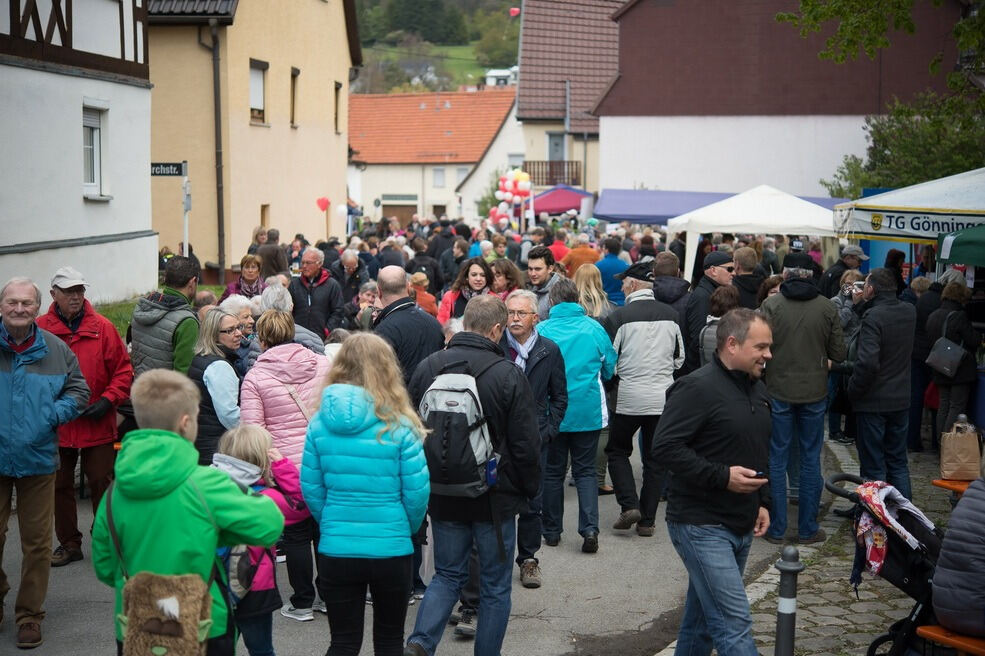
[652,252,690,347]
[652,308,772,656]
[288,248,344,338]
[682,250,734,374]
[406,295,541,656]
[818,244,867,300]
[731,247,765,310]
[847,268,917,499]
[373,266,444,385]
[328,249,370,304]
[500,289,567,589]
[405,238,444,297]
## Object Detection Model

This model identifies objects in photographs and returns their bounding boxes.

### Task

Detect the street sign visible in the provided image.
[151,162,186,176]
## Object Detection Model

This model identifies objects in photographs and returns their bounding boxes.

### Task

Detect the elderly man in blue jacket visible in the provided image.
[0,277,89,649]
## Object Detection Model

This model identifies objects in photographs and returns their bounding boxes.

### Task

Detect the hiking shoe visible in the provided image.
[831,432,854,445]
[543,535,559,547]
[454,609,476,638]
[312,599,327,614]
[636,525,655,537]
[798,529,827,545]
[520,559,542,588]
[16,622,43,649]
[51,546,83,567]
[582,532,599,553]
[280,604,314,621]
[404,643,428,656]
[763,533,786,545]
[613,508,642,530]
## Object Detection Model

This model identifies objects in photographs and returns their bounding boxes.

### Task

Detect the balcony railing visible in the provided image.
[523,160,582,187]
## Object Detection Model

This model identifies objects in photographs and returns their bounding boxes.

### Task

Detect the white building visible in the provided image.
[456,103,525,222]
[0,0,156,303]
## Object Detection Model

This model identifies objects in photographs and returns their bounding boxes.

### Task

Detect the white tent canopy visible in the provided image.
[834,167,985,243]
[667,184,838,282]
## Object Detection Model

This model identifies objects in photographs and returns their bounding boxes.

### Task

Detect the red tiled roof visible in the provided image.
[516,0,622,134]
[348,89,516,165]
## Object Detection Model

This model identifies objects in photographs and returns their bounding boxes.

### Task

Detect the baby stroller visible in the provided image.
[825,473,945,656]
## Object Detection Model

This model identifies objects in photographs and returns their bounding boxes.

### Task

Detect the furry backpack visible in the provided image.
[106,481,218,656]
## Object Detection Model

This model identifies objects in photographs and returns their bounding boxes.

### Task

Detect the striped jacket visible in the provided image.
[0,322,89,477]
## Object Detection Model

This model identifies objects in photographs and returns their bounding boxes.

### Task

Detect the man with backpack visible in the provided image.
[91,370,284,656]
[405,295,541,656]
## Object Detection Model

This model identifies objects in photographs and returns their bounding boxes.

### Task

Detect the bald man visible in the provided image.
[373,266,445,385]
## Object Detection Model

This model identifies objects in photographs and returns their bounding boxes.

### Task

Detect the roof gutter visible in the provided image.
[199,19,227,284]
[149,15,235,25]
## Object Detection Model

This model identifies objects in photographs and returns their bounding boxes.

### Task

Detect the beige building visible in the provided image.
[149,0,361,281]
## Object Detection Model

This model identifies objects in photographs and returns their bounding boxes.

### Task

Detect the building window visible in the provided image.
[250,58,268,123]
[456,167,469,186]
[334,81,342,134]
[290,67,300,126]
[507,153,524,168]
[83,107,103,196]
[433,167,445,188]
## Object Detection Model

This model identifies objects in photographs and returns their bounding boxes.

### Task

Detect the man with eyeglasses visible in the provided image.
[682,250,734,374]
[37,268,132,572]
[288,248,345,339]
[0,276,90,648]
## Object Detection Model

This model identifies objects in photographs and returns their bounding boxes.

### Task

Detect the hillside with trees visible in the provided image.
[354,0,520,93]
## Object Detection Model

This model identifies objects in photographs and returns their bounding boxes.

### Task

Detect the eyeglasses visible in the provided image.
[218,325,244,334]
[507,310,535,318]
[716,265,735,273]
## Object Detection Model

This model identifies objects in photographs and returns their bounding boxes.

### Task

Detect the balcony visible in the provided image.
[523,160,582,187]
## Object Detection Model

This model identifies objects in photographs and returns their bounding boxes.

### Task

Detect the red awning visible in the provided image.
[526,184,593,215]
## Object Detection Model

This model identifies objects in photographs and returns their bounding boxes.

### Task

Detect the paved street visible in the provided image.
[2,435,953,655]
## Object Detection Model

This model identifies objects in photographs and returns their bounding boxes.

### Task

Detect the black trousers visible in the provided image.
[605,413,665,527]
[283,517,320,608]
[316,554,412,656]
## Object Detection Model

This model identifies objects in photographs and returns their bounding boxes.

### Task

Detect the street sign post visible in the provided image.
[152,161,191,256]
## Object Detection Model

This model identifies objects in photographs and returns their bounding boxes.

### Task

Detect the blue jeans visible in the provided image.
[907,360,930,449]
[856,410,912,499]
[666,522,758,656]
[543,430,601,538]
[408,518,517,656]
[516,441,549,565]
[237,612,274,656]
[767,399,825,539]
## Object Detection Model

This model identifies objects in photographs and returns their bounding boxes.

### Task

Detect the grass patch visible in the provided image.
[95,285,224,340]
[431,42,486,85]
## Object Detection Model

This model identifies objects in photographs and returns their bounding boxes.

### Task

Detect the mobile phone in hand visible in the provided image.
[753,471,768,479]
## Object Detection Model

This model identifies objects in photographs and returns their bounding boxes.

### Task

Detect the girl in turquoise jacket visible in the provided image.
[300,333,430,655]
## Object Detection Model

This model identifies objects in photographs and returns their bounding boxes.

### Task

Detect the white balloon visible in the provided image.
[513,195,523,205]
[518,180,531,192]
[506,170,517,181]
[504,192,513,202]
[494,190,504,200]
[497,201,509,213]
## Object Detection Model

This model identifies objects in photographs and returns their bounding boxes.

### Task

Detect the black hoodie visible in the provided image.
[733,273,765,309]
[653,275,690,337]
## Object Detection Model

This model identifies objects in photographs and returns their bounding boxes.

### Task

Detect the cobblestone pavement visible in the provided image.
[745,438,954,656]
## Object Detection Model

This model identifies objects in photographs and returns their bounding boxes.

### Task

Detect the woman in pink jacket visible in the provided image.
[240,309,331,623]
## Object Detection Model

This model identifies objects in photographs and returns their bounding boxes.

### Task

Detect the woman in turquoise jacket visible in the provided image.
[536,278,617,552]
[301,333,430,656]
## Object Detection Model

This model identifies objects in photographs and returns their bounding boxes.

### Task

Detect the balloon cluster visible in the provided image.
[489,169,532,221]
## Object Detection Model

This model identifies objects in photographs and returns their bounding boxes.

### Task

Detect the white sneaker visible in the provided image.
[312,600,327,614]
[280,604,314,621]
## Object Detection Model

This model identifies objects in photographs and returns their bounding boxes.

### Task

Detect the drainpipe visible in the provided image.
[209,19,227,285]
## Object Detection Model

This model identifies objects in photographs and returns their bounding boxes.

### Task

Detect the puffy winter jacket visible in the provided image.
[288,268,345,337]
[846,292,916,413]
[130,288,198,375]
[933,478,985,636]
[37,301,132,448]
[0,323,89,477]
[301,384,430,558]
[537,302,618,431]
[92,429,284,641]
[240,343,332,467]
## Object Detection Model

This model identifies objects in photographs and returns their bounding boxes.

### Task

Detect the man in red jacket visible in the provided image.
[36,267,133,567]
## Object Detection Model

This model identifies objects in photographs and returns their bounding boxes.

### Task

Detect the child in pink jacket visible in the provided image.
[213,425,312,656]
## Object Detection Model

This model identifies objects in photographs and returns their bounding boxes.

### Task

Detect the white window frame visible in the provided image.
[250,59,268,123]
[433,167,445,188]
[456,166,469,186]
[83,106,104,198]
[507,153,525,168]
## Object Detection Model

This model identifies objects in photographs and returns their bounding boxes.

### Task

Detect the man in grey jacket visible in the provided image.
[759,253,845,545]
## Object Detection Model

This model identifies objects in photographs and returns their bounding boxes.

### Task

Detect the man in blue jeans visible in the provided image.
[406,295,541,656]
[653,308,772,656]
[847,268,916,499]
[759,253,845,544]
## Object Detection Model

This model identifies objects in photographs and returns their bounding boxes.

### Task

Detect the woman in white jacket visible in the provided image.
[241,309,332,622]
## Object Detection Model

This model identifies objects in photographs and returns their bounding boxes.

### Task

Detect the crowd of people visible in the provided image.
[0,213,981,655]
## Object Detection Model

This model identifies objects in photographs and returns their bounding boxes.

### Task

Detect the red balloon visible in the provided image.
[509,7,520,17]
[488,207,497,217]
[316,197,330,212]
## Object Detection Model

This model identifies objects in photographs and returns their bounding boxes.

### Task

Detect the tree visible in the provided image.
[474,10,519,68]
[820,90,985,199]
[477,170,505,218]
[776,0,985,74]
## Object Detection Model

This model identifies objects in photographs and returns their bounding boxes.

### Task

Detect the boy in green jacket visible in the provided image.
[92,370,284,655]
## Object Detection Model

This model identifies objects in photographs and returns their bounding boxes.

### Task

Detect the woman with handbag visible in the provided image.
[240,310,332,623]
[926,282,983,438]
